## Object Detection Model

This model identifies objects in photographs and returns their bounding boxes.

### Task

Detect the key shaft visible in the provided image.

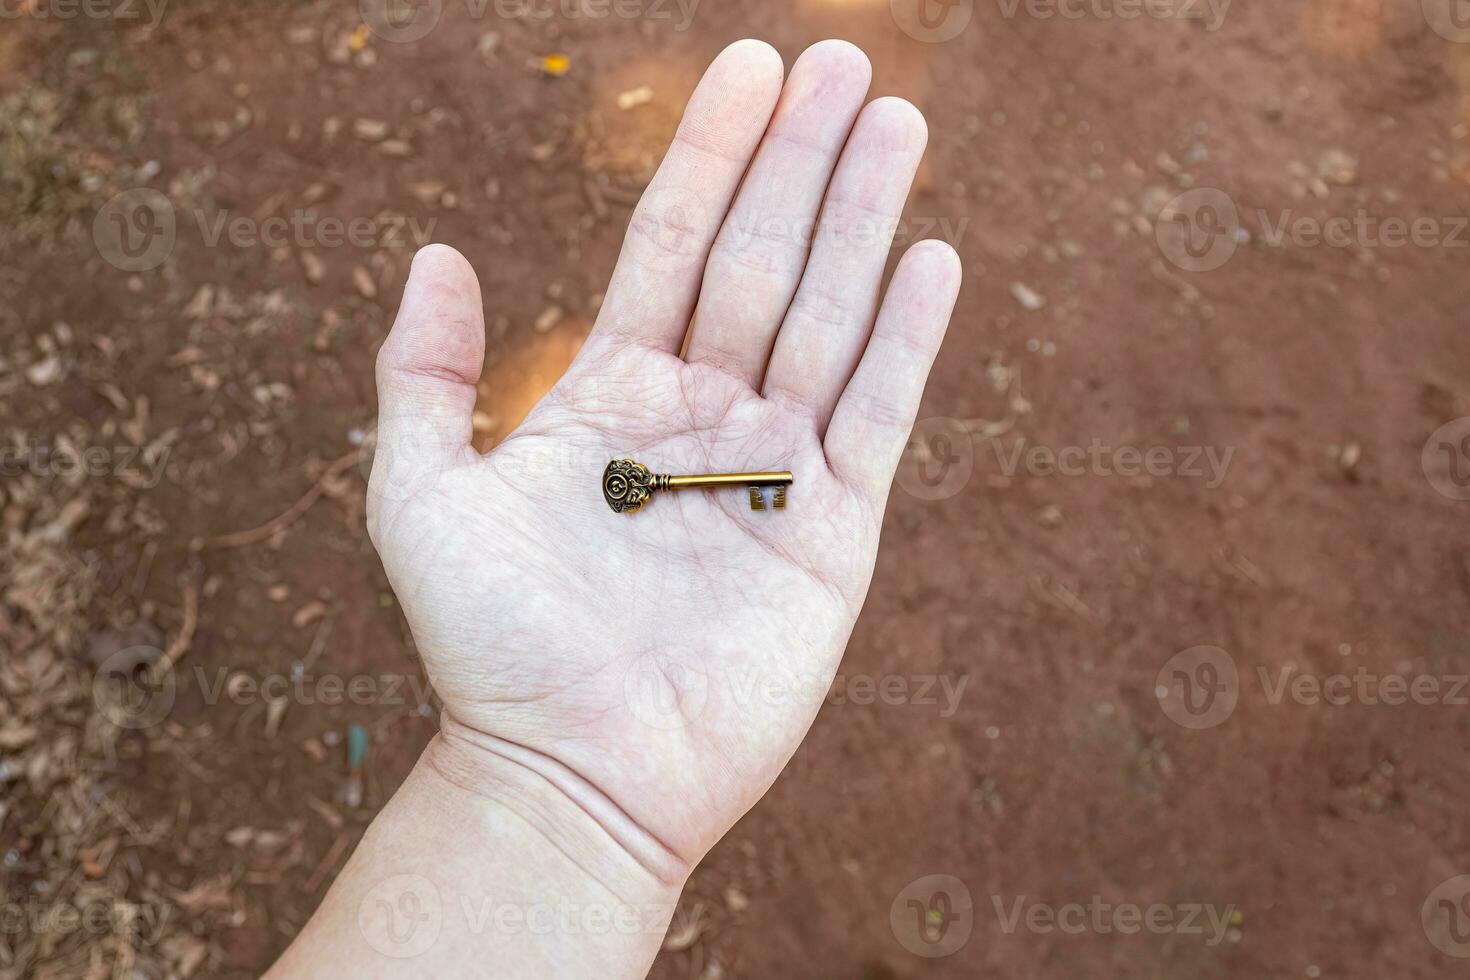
[666,471,793,489]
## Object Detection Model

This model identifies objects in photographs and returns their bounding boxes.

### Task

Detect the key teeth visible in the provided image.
[773,485,787,509]
[748,486,765,511]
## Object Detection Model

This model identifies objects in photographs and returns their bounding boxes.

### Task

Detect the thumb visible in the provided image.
[369,244,486,513]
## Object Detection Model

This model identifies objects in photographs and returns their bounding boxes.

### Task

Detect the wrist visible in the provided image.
[424,712,693,892]
[270,720,686,979]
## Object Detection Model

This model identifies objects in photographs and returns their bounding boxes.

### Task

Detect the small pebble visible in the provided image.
[1010,282,1046,311]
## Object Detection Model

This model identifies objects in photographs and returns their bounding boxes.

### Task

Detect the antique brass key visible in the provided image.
[602,459,792,514]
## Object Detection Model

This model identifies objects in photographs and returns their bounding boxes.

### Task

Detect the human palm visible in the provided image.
[366,39,960,870]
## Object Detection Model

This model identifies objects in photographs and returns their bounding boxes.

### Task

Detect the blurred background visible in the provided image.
[4,0,1470,976]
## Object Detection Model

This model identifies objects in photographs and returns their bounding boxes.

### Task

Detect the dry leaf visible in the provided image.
[538,53,571,76]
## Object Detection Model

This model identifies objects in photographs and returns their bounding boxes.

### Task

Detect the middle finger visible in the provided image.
[683,40,872,387]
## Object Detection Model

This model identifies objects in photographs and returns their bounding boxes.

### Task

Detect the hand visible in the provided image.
[367,39,960,884]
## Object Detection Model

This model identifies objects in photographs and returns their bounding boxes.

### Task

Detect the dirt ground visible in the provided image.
[4,0,1470,976]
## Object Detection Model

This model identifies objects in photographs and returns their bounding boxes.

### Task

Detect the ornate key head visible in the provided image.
[603,458,656,513]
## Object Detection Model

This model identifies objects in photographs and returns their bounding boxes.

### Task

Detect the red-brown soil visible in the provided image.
[3,0,1470,977]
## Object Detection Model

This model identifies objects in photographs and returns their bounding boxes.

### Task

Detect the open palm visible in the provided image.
[366,39,960,878]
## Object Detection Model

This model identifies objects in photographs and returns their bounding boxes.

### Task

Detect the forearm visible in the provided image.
[268,729,686,979]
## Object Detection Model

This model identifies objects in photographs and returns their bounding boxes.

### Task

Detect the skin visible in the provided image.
[269,38,961,978]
